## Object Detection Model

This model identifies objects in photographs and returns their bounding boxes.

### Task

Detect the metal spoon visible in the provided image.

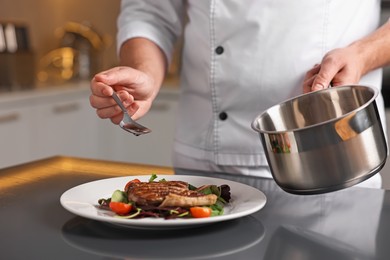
[111,92,151,136]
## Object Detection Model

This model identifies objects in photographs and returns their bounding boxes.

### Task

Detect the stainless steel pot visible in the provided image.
[251,85,388,194]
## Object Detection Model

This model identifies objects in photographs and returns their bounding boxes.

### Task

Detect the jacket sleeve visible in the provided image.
[117,0,185,65]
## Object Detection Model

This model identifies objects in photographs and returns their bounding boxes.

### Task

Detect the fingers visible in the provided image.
[90,77,114,97]
[94,66,148,90]
[89,66,154,122]
[303,47,364,93]
[303,54,344,93]
[311,54,344,91]
[107,102,140,124]
[95,101,140,124]
[303,64,320,93]
[90,88,136,124]
[90,90,133,109]
[96,102,123,121]
[91,66,143,97]
[94,99,138,124]
[90,67,139,123]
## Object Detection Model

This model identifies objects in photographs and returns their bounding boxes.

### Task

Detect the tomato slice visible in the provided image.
[124,178,141,191]
[109,202,132,215]
[190,207,212,218]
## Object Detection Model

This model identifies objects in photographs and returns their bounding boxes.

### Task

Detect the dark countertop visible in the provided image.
[1,156,389,260]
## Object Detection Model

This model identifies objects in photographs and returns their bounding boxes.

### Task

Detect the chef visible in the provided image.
[89,0,388,188]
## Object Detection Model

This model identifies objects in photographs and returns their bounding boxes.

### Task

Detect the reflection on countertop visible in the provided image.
[62,216,265,260]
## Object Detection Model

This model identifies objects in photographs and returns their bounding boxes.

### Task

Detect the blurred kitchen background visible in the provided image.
[0,0,120,88]
[0,0,181,172]
[0,0,181,89]
[1,0,390,189]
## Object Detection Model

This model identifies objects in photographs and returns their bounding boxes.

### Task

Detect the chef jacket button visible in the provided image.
[215,46,224,55]
[219,111,228,120]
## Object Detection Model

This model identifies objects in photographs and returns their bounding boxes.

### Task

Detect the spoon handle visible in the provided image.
[111,92,129,114]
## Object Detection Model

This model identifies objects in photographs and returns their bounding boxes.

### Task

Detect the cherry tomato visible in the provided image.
[109,202,132,215]
[124,178,141,191]
[190,207,212,218]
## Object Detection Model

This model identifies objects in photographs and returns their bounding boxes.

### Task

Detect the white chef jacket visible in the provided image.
[117,0,386,185]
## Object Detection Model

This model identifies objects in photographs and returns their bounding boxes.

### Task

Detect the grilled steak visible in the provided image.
[126,181,217,207]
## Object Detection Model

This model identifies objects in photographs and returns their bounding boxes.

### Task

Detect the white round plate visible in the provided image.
[60,175,267,229]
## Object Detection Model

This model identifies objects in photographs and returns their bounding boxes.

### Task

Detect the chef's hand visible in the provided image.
[89,66,157,124]
[303,46,364,93]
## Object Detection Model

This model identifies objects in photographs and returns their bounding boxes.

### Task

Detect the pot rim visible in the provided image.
[251,84,379,134]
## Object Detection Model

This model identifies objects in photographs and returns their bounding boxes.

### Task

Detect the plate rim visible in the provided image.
[60,175,267,228]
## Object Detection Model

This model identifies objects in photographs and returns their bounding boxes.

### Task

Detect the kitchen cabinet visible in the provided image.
[0,83,179,169]
[0,106,32,167]
[29,93,99,162]
[0,84,99,169]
